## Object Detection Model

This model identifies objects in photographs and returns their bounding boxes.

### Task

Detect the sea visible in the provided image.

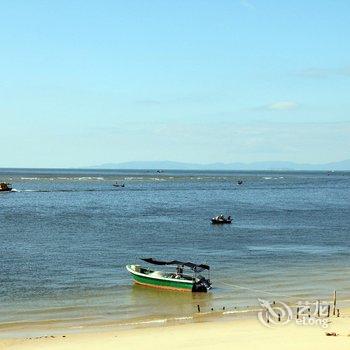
[1,168,350,336]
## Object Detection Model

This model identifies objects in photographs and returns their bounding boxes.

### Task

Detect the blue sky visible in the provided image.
[1,0,349,167]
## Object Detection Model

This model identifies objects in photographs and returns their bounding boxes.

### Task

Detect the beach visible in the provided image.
[1,311,350,350]
[1,169,350,347]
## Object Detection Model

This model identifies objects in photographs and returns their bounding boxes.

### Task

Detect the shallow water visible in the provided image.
[1,169,350,336]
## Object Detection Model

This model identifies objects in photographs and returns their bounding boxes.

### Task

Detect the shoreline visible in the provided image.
[1,309,350,350]
[0,305,261,339]
[2,301,349,336]
[3,293,350,339]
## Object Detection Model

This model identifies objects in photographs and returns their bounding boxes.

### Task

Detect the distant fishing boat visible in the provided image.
[0,182,12,192]
[211,215,232,224]
[126,258,211,292]
[113,181,125,187]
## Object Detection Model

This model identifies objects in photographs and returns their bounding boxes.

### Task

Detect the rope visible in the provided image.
[218,280,292,298]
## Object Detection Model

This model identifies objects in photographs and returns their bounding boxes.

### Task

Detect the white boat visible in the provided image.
[126,258,212,292]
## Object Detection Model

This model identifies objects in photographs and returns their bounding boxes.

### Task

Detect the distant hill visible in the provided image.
[89,159,350,171]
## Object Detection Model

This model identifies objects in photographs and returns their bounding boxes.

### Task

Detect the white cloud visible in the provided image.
[267,101,298,111]
[299,65,350,79]
[299,68,329,79]
[240,0,256,10]
[134,99,161,105]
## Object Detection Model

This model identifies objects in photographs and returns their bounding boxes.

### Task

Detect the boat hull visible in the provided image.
[127,265,193,292]
[133,273,193,292]
[211,219,232,224]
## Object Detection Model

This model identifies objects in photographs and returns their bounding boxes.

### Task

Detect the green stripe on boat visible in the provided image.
[132,270,193,290]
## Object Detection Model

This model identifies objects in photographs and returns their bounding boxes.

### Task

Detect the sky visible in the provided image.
[0,0,349,167]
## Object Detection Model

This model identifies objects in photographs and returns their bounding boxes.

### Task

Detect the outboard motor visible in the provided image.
[192,277,212,292]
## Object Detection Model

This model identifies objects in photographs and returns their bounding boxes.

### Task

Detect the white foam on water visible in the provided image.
[20,176,105,181]
[222,310,235,315]
[223,307,261,315]
[173,316,193,321]
[118,319,167,326]
[150,178,166,181]
[11,189,35,192]
[55,176,106,181]
[117,315,194,328]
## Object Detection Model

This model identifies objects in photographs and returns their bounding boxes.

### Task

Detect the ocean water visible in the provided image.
[1,169,350,336]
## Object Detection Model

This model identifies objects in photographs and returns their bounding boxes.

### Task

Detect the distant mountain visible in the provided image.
[89,159,350,171]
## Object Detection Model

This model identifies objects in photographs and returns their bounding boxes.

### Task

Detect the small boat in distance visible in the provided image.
[211,215,232,224]
[0,182,12,192]
[126,258,212,292]
[113,181,125,187]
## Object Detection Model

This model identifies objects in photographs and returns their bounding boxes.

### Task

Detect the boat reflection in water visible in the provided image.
[129,282,212,317]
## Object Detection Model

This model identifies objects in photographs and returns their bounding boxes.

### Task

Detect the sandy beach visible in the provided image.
[1,311,350,350]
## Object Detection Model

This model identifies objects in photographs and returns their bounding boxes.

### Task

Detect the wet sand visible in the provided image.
[1,309,350,350]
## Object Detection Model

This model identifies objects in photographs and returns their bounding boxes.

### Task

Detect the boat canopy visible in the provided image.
[141,258,210,271]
